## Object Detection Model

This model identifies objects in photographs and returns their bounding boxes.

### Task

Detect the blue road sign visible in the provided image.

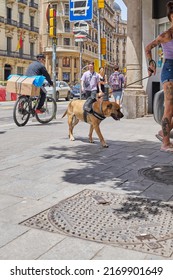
[69,0,93,22]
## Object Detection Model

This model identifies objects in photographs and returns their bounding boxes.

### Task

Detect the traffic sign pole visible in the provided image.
[75,35,87,99]
[79,41,83,99]
[47,3,57,116]
[52,38,57,108]
[97,9,101,68]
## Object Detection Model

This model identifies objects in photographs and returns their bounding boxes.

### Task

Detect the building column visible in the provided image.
[71,57,74,83]
[58,57,63,81]
[0,60,4,81]
[123,0,147,118]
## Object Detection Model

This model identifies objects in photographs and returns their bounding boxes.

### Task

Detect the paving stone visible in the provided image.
[0,229,64,260]
[38,236,103,260]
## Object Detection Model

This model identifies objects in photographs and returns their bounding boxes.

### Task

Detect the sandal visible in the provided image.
[160,145,173,153]
[155,134,163,142]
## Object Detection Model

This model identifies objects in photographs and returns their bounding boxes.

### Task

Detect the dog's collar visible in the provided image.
[92,110,105,120]
[92,100,105,120]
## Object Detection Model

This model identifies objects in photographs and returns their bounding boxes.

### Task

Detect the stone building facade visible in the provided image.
[0,0,127,86]
[0,0,39,83]
[40,0,127,84]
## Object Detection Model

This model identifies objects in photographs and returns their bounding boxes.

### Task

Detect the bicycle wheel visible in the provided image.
[35,96,57,124]
[13,96,30,126]
[153,90,164,125]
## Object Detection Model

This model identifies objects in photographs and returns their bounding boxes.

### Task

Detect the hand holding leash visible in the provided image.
[148,59,156,76]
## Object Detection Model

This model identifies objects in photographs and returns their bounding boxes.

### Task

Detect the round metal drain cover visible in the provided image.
[21,189,173,257]
[139,165,173,184]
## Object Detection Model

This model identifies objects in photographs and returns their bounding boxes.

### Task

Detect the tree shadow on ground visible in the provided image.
[42,137,173,202]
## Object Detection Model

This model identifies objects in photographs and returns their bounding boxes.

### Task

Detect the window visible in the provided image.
[7,7,11,19]
[19,12,23,28]
[63,57,70,67]
[17,67,24,75]
[63,72,70,82]
[64,38,70,45]
[6,7,12,24]
[74,58,77,68]
[30,16,34,31]
[52,4,57,10]
[64,20,70,32]
[30,42,34,58]
[65,4,69,15]
[7,37,11,54]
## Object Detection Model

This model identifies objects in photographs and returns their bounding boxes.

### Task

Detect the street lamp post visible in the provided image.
[79,41,83,99]
[75,35,87,99]
[97,9,102,68]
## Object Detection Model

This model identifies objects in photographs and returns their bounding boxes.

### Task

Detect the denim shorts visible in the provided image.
[112,89,122,101]
[161,59,173,84]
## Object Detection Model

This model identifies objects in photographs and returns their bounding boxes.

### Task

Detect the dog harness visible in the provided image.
[83,101,106,123]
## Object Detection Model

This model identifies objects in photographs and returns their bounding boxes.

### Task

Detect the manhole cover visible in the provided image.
[139,165,173,184]
[20,189,173,257]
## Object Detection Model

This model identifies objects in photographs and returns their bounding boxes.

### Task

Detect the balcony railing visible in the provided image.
[30,26,39,33]
[0,16,4,23]
[18,0,28,5]
[64,28,71,32]
[18,22,30,30]
[29,1,38,9]
[6,0,15,4]
[5,18,18,27]
[0,49,35,60]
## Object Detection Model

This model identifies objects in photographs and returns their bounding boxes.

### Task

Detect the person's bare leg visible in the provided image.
[160,82,173,151]
[157,118,173,138]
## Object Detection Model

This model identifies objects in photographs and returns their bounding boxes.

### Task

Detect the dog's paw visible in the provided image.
[69,136,75,141]
[103,144,109,148]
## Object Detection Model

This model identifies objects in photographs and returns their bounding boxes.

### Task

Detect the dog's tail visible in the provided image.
[62,110,67,118]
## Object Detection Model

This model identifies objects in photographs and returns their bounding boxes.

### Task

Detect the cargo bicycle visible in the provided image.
[13,89,57,127]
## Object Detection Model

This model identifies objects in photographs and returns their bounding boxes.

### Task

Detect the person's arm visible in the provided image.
[81,79,85,92]
[41,66,53,85]
[81,73,85,92]
[145,30,171,76]
[104,74,108,84]
[97,75,102,93]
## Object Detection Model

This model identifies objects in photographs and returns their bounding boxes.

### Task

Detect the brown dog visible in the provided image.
[62,99,123,147]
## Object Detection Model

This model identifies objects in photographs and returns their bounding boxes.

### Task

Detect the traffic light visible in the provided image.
[98,0,104,9]
[101,38,106,55]
[101,59,106,67]
[94,59,99,72]
[49,8,56,38]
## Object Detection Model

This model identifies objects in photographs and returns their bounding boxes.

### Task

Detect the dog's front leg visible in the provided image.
[89,125,94,143]
[68,115,75,141]
[93,125,108,148]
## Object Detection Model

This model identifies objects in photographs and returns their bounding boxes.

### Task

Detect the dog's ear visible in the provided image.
[107,104,113,109]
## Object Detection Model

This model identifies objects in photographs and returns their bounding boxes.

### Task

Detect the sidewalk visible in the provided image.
[0,112,173,260]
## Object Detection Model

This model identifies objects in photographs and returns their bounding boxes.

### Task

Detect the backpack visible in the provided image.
[109,72,121,90]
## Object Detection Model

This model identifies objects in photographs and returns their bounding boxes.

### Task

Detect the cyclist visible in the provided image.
[25,53,53,114]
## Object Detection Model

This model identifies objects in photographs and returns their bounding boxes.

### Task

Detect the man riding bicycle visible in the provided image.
[25,53,53,114]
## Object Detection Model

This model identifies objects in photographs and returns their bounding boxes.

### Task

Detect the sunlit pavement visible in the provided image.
[0,108,173,260]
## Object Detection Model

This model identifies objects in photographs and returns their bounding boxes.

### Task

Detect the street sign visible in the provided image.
[73,21,89,33]
[75,38,87,42]
[74,35,87,42]
[69,0,93,22]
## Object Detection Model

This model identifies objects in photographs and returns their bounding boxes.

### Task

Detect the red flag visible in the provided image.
[16,31,23,51]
